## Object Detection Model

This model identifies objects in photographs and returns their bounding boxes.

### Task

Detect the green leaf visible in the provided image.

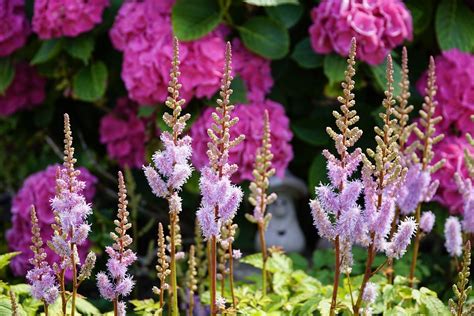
[137,106,155,118]
[75,297,101,315]
[230,76,248,104]
[238,17,289,60]
[0,58,15,94]
[323,54,347,85]
[435,0,474,52]
[267,253,292,274]
[291,38,324,69]
[241,253,263,269]
[72,61,108,102]
[265,4,303,28]
[244,0,298,6]
[0,252,20,270]
[308,154,329,195]
[406,0,434,35]
[31,39,63,65]
[64,34,95,64]
[291,118,328,146]
[172,0,222,41]
[369,57,402,97]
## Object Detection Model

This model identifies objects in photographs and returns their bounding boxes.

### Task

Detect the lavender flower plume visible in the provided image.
[455,173,474,233]
[26,206,59,305]
[444,216,463,257]
[385,217,417,259]
[97,171,137,311]
[397,164,432,215]
[419,211,435,234]
[197,42,245,240]
[362,282,377,304]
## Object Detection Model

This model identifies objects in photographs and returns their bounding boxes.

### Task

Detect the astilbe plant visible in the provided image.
[48,114,96,316]
[246,110,277,297]
[196,42,244,315]
[309,38,364,316]
[97,171,137,316]
[449,241,473,316]
[186,245,198,316]
[153,223,170,313]
[143,37,193,316]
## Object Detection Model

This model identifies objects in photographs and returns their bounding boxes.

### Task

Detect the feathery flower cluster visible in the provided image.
[385,217,417,259]
[0,0,30,57]
[97,171,136,314]
[417,49,474,135]
[454,174,474,234]
[362,282,377,304]
[99,97,148,168]
[419,211,435,234]
[309,0,412,65]
[444,216,463,257]
[7,164,96,276]
[26,206,59,305]
[0,63,45,117]
[32,0,109,39]
[191,99,292,183]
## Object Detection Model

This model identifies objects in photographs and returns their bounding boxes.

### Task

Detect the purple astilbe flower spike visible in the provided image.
[385,217,417,259]
[455,173,474,233]
[97,172,137,313]
[419,211,435,234]
[397,164,431,215]
[362,282,378,304]
[26,206,59,306]
[444,216,463,257]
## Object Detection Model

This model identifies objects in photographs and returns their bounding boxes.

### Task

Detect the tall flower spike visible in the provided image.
[153,222,170,310]
[454,173,474,234]
[96,171,137,316]
[26,206,59,307]
[186,245,198,316]
[444,216,463,257]
[9,290,19,316]
[448,241,472,316]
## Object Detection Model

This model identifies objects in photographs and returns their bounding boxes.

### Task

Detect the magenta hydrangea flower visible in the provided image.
[0,0,30,57]
[416,49,474,135]
[0,63,45,117]
[6,165,96,276]
[309,0,412,65]
[431,135,474,214]
[191,100,293,183]
[32,0,109,39]
[444,216,462,257]
[99,97,148,168]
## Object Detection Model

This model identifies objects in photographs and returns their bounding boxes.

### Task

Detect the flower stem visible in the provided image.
[169,212,179,316]
[60,269,66,316]
[330,236,341,316]
[113,298,118,316]
[188,290,194,316]
[409,204,422,287]
[387,207,401,284]
[71,243,77,316]
[354,233,376,315]
[228,241,236,308]
[210,236,217,315]
[44,302,49,316]
[258,222,268,297]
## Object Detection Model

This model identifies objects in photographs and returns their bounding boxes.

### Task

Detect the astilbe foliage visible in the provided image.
[0,0,30,57]
[97,171,136,316]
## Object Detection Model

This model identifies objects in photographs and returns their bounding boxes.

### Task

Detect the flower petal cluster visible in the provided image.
[99,97,148,168]
[362,282,377,303]
[444,216,462,257]
[419,211,435,234]
[0,63,45,117]
[7,164,96,276]
[191,100,293,183]
[309,0,412,65]
[454,173,474,234]
[385,217,417,259]
[0,0,30,57]
[416,49,474,135]
[32,0,109,39]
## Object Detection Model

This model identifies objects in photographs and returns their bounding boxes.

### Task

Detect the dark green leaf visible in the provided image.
[369,57,402,96]
[323,54,346,85]
[238,17,289,60]
[291,38,324,69]
[406,0,434,35]
[64,34,95,64]
[137,106,155,118]
[230,76,248,104]
[0,58,15,94]
[308,154,328,195]
[435,0,474,52]
[244,0,298,6]
[291,118,328,146]
[31,39,63,65]
[265,4,303,28]
[172,0,221,41]
[72,61,108,102]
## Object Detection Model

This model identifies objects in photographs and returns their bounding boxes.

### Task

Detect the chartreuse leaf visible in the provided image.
[72,61,108,102]
[369,56,402,96]
[265,3,303,28]
[64,34,95,64]
[75,296,101,315]
[244,0,298,6]
[435,0,474,52]
[172,0,222,41]
[291,38,324,69]
[0,58,15,94]
[0,252,20,270]
[238,17,289,60]
[31,39,63,65]
[241,253,263,269]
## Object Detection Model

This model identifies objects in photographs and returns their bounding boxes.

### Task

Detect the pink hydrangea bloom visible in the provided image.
[6,165,97,276]
[0,63,45,117]
[100,98,147,168]
[109,0,226,105]
[32,0,109,39]
[0,0,30,57]
[190,100,293,183]
[309,0,412,65]
[431,135,474,214]
[416,49,474,135]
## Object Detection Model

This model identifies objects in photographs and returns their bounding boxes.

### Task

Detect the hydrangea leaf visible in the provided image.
[323,54,347,86]
[65,34,95,65]
[291,118,329,146]
[369,57,402,96]
[72,61,108,102]
[265,4,303,28]
[435,0,474,52]
[31,39,63,65]
[291,38,324,69]
[238,17,290,60]
[0,58,15,94]
[172,0,222,41]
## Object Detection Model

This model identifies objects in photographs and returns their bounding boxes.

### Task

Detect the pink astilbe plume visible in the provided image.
[444,216,463,257]
[26,206,59,306]
[419,211,435,234]
[97,171,137,313]
[454,173,474,234]
[385,217,417,259]
[0,0,30,57]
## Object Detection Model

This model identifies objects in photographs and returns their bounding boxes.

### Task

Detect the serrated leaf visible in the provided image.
[244,0,298,6]
[0,252,20,270]
[369,56,402,96]
[31,39,63,65]
[172,0,222,41]
[265,4,303,28]
[435,0,474,52]
[323,54,346,85]
[0,58,15,94]
[291,38,324,69]
[75,296,101,315]
[65,34,95,64]
[238,17,289,60]
[267,253,292,273]
[241,253,263,269]
[72,61,108,102]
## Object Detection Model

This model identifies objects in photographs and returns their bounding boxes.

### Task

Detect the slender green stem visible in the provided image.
[346,272,355,311]
[60,269,66,316]
[354,233,376,316]
[71,243,77,316]
[228,242,236,308]
[169,212,179,316]
[258,222,268,297]
[210,236,217,315]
